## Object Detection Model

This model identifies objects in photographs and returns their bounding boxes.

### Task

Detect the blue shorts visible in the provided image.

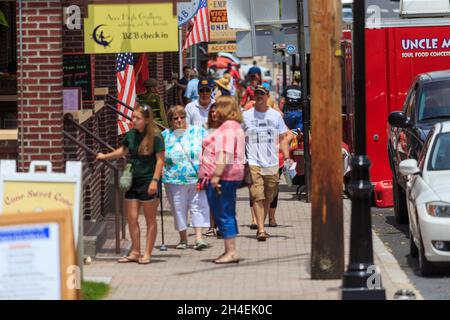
[125,181,159,202]
[206,181,240,239]
[283,110,303,131]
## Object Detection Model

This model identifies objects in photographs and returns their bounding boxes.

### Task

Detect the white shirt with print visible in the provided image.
[243,107,288,169]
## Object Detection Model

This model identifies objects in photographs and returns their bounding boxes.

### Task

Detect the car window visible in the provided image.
[419,128,434,170]
[428,132,450,170]
[403,83,416,117]
[418,80,450,121]
[405,84,417,119]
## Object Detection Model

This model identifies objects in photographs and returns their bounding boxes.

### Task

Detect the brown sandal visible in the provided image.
[214,255,240,264]
[268,220,278,227]
[138,257,151,264]
[118,254,140,263]
[256,231,270,242]
[212,252,227,263]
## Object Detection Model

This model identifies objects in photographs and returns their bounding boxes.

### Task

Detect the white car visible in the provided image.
[399,121,450,276]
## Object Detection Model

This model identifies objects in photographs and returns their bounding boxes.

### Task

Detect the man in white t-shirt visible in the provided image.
[243,85,292,242]
[185,77,215,127]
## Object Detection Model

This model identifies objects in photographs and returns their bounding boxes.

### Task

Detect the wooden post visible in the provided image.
[309,0,344,279]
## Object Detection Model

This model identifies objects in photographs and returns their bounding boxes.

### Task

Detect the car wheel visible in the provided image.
[409,231,418,258]
[418,238,437,276]
[393,176,409,224]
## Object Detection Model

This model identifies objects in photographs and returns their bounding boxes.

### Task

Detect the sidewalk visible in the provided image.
[84,182,422,300]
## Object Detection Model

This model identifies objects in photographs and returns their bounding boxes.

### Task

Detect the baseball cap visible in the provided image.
[254,85,269,95]
[198,77,215,90]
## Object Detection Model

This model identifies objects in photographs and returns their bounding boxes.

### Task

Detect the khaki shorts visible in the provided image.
[249,165,279,202]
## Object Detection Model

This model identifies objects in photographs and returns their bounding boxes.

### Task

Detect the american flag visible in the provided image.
[183,0,209,50]
[116,53,136,135]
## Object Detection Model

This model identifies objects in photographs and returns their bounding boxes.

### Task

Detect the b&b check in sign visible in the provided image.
[84,3,178,53]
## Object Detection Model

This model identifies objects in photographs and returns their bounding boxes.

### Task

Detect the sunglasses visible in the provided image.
[199,88,212,93]
[172,116,185,121]
[255,91,267,96]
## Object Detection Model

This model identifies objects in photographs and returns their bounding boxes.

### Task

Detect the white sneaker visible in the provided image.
[176,241,188,249]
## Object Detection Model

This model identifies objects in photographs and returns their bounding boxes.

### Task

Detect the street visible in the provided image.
[372,207,450,299]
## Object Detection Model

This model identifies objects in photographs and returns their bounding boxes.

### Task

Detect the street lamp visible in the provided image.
[341,0,386,300]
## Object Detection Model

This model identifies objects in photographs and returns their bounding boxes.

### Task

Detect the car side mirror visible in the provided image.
[388,111,411,128]
[399,159,420,176]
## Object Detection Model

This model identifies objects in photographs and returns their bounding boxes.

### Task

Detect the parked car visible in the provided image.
[388,70,450,224]
[399,121,450,276]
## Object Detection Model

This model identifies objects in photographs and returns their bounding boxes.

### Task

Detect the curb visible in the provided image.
[372,231,424,300]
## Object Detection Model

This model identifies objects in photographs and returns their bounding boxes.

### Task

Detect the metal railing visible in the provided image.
[106,94,168,131]
[63,113,125,255]
[61,94,169,255]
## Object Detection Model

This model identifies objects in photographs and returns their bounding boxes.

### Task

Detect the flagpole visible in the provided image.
[179,27,183,79]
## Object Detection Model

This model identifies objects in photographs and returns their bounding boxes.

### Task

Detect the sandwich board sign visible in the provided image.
[0,210,80,300]
[0,160,83,275]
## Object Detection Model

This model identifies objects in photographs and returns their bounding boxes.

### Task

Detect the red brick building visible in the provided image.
[0,0,184,252]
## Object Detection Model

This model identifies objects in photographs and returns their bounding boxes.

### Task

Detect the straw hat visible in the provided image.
[215,77,231,91]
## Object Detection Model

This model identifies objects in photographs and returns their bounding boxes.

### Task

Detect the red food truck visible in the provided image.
[342,0,450,207]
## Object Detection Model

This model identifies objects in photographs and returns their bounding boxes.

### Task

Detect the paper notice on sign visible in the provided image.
[0,223,61,300]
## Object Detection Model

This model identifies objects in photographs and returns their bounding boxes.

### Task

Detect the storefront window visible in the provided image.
[0,1,17,129]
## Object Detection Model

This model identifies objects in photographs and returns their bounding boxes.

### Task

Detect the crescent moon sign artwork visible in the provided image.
[92,24,113,48]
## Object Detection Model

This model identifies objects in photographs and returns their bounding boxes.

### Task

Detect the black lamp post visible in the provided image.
[341,0,386,300]
[297,0,311,203]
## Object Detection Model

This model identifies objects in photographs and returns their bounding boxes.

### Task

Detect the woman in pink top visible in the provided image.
[200,96,245,264]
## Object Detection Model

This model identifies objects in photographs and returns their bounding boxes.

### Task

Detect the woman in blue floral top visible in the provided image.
[162,105,210,250]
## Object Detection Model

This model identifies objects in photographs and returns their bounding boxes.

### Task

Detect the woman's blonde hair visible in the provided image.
[214,96,243,124]
[167,105,187,130]
[135,104,159,155]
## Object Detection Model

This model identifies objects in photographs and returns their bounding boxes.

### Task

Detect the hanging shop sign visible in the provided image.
[208,43,237,53]
[84,3,178,53]
[208,0,236,42]
[177,0,201,27]
[0,210,79,300]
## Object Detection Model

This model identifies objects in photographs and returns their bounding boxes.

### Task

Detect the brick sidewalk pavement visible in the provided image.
[84,182,422,300]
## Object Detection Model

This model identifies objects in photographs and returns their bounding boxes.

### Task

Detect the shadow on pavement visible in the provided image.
[384,215,409,236]
[174,253,309,276]
[240,224,294,229]
[237,234,293,240]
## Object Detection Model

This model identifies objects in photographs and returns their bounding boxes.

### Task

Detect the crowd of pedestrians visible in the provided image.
[96,63,303,265]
